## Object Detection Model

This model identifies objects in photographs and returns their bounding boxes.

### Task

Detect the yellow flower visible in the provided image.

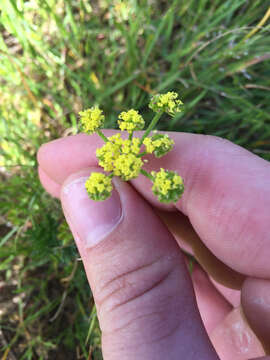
[149,92,183,116]
[142,137,155,153]
[118,109,145,133]
[151,168,184,203]
[143,133,174,157]
[121,137,141,155]
[96,134,122,172]
[96,134,142,172]
[113,153,143,180]
[79,94,186,204]
[85,172,113,201]
[79,107,105,134]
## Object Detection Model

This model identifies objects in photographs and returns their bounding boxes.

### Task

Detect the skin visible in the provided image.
[37,130,270,359]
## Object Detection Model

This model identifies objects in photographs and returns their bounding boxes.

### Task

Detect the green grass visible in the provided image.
[0,0,270,358]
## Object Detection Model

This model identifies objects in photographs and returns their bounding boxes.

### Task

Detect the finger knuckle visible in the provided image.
[95,255,181,333]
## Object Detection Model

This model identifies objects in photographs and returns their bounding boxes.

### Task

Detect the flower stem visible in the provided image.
[140,168,154,180]
[97,129,109,143]
[139,112,163,147]
[137,151,147,158]
[128,131,133,141]
[108,173,114,179]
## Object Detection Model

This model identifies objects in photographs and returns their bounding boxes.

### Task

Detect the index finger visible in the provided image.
[37,131,270,278]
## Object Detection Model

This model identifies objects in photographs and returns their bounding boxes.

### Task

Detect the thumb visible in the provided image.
[60,168,218,360]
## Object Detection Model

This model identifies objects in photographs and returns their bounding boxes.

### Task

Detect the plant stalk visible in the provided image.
[140,168,154,180]
[139,112,163,147]
[97,129,109,142]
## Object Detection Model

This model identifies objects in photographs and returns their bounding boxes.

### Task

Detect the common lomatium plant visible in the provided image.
[79,92,184,203]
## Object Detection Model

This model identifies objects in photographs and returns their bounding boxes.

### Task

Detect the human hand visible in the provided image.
[38,130,270,360]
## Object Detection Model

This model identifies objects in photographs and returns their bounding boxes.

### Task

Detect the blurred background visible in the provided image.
[0,0,269,358]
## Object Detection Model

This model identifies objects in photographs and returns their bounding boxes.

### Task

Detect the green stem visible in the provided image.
[137,151,147,158]
[97,129,109,142]
[108,173,114,179]
[128,131,133,141]
[140,168,154,180]
[139,112,163,147]
[85,304,97,345]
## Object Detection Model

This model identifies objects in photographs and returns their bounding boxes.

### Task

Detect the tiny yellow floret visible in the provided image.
[118,109,145,134]
[85,172,113,201]
[151,168,184,203]
[79,107,105,134]
[143,138,155,153]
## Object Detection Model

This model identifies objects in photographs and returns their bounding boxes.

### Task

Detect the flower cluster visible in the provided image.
[79,107,105,134]
[118,109,145,134]
[96,134,141,175]
[143,132,174,158]
[149,92,183,116]
[113,154,143,180]
[151,168,184,203]
[85,172,112,201]
[79,92,185,203]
